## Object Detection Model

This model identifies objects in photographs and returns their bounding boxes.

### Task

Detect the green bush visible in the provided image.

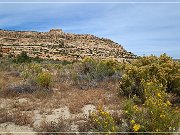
[36,72,52,90]
[81,57,97,79]
[70,57,122,89]
[33,56,43,63]
[14,51,31,63]
[81,57,122,81]
[96,60,121,81]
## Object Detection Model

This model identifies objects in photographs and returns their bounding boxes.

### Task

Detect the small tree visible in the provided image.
[15,51,31,63]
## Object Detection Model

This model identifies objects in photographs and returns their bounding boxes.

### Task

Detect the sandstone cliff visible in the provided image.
[0,29,136,61]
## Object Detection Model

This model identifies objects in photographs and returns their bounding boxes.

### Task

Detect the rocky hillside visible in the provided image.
[0,29,136,61]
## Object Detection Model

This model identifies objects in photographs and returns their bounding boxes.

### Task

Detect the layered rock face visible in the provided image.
[0,29,136,61]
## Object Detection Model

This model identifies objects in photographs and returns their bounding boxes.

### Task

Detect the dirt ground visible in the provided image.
[0,70,124,134]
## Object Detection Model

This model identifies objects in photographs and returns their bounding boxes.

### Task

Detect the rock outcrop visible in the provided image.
[0,29,136,61]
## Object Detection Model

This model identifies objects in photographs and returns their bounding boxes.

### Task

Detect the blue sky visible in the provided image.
[0,0,180,58]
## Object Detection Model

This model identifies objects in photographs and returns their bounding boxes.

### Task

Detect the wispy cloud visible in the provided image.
[0,0,180,58]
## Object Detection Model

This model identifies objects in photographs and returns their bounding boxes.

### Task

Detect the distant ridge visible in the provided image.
[174,59,180,61]
[0,28,136,61]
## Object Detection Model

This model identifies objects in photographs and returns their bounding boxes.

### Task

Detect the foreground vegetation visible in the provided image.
[0,53,179,134]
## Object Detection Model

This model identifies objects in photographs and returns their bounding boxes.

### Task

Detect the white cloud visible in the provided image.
[0,1,180,58]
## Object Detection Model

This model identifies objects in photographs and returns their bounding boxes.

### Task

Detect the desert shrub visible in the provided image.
[33,56,43,63]
[81,57,122,80]
[60,60,72,65]
[96,60,121,81]
[14,51,31,63]
[70,57,122,89]
[119,54,180,100]
[36,71,52,90]
[12,110,34,126]
[36,120,69,134]
[28,63,43,75]
[6,70,20,77]
[6,82,36,93]
[0,58,12,71]
[13,52,44,63]
[167,67,180,96]
[71,73,97,89]
[8,53,14,58]
[57,64,72,83]
[20,63,52,91]
[81,57,97,78]
[0,109,34,126]
[21,63,43,83]
[89,107,119,132]
[123,81,180,132]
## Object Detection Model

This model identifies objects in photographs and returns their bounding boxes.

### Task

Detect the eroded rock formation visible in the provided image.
[0,29,136,61]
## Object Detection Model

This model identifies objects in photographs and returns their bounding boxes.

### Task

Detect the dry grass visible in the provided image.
[35,119,69,134]
[0,108,34,126]
[48,80,123,114]
[11,100,35,112]
[0,71,23,98]
[13,110,34,126]
[1,80,123,114]
[67,89,106,113]
[0,65,124,132]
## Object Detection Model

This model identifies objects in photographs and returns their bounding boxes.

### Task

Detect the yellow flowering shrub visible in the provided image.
[119,54,180,101]
[123,81,180,132]
[89,107,118,132]
[133,124,141,132]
